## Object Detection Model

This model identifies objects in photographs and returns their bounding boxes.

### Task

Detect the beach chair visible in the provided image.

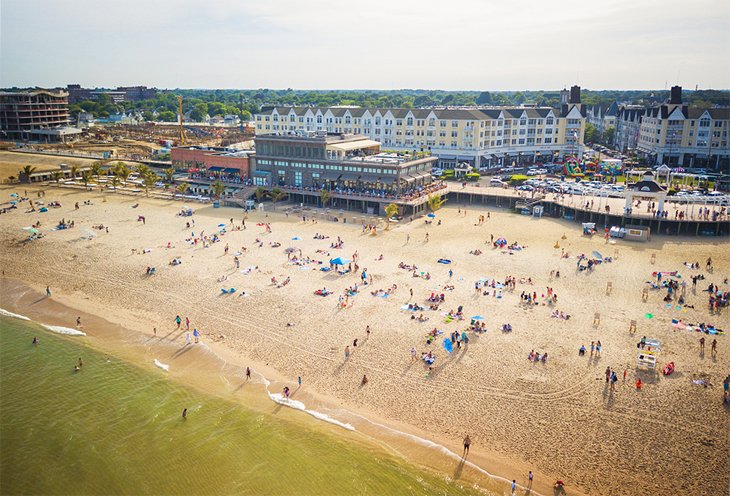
[629,320,637,334]
[650,253,656,264]
[606,282,613,295]
[642,287,649,302]
[593,312,601,326]
[221,288,229,294]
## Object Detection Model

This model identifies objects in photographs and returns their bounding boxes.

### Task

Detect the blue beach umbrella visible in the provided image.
[330,257,350,266]
[292,236,301,240]
[218,223,226,227]
[471,315,484,321]
[427,213,436,218]
[442,338,453,353]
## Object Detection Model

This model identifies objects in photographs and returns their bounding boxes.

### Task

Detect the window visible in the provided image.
[396,119,403,126]
[440,120,446,127]
[699,118,710,127]
[428,118,435,126]
[452,120,458,127]
[406,117,413,126]
[375,117,381,125]
[316,115,322,123]
[273,115,279,121]
[290,114,295,122]
[520,118,526,126]
[451,131,458,138]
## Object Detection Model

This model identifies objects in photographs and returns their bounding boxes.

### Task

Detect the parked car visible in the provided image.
[490,178,506,186]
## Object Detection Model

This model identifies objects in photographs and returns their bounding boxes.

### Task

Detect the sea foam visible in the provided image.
[41,324,86,336]
[154,359,170,372]
[268,392,355,431]
[0,308,31,321]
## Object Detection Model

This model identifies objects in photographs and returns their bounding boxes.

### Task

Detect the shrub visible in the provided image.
[509,174,528,185]
[465,172,480,181]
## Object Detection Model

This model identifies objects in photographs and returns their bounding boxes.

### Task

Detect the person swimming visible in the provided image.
[32,337,39,344]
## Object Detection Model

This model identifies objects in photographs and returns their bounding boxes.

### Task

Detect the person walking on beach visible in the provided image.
[193,328,200,343]
[605,366,611,384]
[246,367,251,380]
[344,346,350,360]
[700,336,705,352]
[153,327,157,337]
[175,315,182,329]
[711,339,717,356]
[76,316,81,327]
[462,435,471,457]
[298,376,302,388]
[46,286,51,297]
[511,480,517,495]
[185,332,191,346]
[527,471,533,488]
[411,347,417,361]
[182,408,187,419]
[185,317,190,331]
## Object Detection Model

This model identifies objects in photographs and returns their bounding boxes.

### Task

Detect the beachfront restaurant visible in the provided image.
[253,132,438,208]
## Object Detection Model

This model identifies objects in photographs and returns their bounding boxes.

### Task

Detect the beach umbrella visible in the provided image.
[427,213,436,218]
[292,236,301,240]
[471,315,484,321]
[330,257,350,266]
[10,193,18,197]
[442,338,453,353]
[218,223,226,227]
[592,250,603,260]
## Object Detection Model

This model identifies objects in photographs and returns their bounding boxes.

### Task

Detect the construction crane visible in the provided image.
[177,95,186,145]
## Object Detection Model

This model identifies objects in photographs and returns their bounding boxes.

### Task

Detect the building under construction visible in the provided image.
[0,90,82,142]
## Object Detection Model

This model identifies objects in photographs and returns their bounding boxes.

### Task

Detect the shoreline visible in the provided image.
[0,276,546,496]
[1,182,727,496]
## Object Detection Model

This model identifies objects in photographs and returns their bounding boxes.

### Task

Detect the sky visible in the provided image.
[1,0,728,91]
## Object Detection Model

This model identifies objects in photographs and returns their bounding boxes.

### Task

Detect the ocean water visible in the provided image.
[0,315,484,496]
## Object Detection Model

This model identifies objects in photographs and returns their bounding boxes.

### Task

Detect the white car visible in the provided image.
[526,169,539,176]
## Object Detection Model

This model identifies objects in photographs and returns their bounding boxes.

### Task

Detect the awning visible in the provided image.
[457,156,474,161]
[253,171,271,176]
[436,154,457,160]
[223,168,240,173]
[400,175,416,183]
[491,154,499,159]
[328,139,381,152]
[208,166,225,171]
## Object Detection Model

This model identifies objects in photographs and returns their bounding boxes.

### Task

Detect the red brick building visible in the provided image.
[171,147,253,178]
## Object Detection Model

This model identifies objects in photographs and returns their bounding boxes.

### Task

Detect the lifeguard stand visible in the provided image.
[637,338,660,370]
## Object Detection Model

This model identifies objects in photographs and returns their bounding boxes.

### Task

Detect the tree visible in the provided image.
[255,186,268,203]
[114,162,130,182]
[211,180,226,199]
[269,188,287,210]
[135,163,151,177]
[427,194,447,213]
[21,165,37,183]
[476,91,492,105]
[109,175,120,192]
[158,110,176,122]
[603,127,616,146]
[320,188,331,208]
[584,123,598,144]
[91,161,103,181]
[176,182,189,198]
[70,165,79,179]
[51,171,63,183]
[384,203,399,229]
[81,170,92,190]
[163,167,176,184]
[190,103,208,122]
[142,171,157,197]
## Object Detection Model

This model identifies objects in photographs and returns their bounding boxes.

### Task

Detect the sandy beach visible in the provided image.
[1,183,728,496]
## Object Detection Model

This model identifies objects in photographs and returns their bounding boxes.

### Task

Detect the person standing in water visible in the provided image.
[182,408,187,419]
